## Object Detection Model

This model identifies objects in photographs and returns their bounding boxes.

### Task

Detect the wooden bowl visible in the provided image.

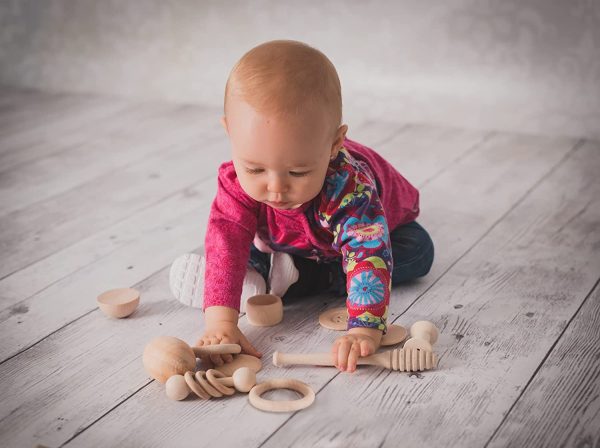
[245,294,283,326]
[97,287,140,318]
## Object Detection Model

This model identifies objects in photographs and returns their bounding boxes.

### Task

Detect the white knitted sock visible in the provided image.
[169,253,266,310]
[268,252,300,297]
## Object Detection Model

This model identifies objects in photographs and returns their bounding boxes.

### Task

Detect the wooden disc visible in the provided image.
[318,307,347,330]
[381,324,408,346]
[209,354,263,377]
[249,378,315,412]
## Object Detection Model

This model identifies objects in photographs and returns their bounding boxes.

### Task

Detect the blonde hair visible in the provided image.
[224,40,342,134]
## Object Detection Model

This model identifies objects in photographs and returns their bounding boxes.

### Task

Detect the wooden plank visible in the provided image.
[0,93,131,153]
[0,89,94,134]
[0,123,488,447]
[260,140,598,447]
[0,119,223,281]
[65,133,578,448]
[0,103,218,216]
[487,280,600,447]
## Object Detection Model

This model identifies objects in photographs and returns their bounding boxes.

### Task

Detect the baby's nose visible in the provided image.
[267,175,289,194]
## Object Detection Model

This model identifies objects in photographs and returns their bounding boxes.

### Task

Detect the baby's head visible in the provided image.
[221,40,348,210]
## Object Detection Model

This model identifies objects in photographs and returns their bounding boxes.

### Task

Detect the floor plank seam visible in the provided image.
[0,307,97,367]
[392,138,586,362]
[59,380,154,447]
[482,276,600,448]
[419,131,496,190]
[0,170,218,283]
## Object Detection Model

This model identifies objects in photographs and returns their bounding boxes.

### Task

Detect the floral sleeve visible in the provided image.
[319,149,393,333]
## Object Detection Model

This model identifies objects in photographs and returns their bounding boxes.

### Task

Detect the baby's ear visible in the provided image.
[220,116,228,133]
[330,124,348,159]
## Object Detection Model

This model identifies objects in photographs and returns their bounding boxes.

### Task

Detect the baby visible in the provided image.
[169,40,434,373]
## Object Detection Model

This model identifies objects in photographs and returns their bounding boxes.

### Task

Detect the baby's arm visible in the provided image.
[321,157,393,372]
[198,164,261,365]
[196,306,262,366]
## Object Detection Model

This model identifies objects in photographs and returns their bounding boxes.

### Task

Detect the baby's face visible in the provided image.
[222,99,343,210]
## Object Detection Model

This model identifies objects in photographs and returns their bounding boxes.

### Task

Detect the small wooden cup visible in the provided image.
[97,288,140,318]
[246,294,283,326]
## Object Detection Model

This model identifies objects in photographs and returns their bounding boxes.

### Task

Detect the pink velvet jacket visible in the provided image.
[203,137,419,332]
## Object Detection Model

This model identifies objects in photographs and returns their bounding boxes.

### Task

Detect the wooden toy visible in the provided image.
[143,336,197,383]
[249,378,315,412]
[403,320,439,352]
[165,374,190,401]
[272,347,437,372]
[97,287,140,318]
[246,294,283,326]
[192,344,241,357]
[209,353,263,376]
[381,325,407,346]
[318,306,347,330]
[181,367,257,400]
[318,306,407,346]
[143,336,242,383]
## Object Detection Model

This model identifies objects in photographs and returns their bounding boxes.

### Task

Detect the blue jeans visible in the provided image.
[248,220,434,298]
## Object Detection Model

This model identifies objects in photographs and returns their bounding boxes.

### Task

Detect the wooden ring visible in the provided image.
[205,369,235,396]
[194,371,222,398]
[184,371,210,400]
[249,379,315,412]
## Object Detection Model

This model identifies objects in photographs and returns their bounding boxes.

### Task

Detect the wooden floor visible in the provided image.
[0,87,599,448]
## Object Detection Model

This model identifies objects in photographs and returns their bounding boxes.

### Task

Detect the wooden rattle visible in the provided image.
[273,347,437,372]
[403,320,439,352]
[184,367,257,400]
[142,336,241,383]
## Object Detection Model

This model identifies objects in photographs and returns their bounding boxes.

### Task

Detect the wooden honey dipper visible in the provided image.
[166,367,257,401]
[403,320,439,352]
[273,347,437,372]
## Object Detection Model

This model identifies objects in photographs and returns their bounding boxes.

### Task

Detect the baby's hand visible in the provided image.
[196,306,262,367]
[331,327,383,373]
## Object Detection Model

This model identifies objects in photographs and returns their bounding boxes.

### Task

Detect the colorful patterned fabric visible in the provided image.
[203,138,420,334]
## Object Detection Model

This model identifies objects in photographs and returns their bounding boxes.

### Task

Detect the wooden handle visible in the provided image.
[273,348,437,372]
[192,344,241,357]
[273,351,334,367]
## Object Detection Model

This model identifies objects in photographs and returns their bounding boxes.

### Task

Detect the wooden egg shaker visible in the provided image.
[403,320,439,352]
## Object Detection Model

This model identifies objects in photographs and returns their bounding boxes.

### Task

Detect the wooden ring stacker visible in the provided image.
[249,379,315,412]
[318,306,408,346]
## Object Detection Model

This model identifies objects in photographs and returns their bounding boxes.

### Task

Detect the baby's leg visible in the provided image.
[389,220,434,285]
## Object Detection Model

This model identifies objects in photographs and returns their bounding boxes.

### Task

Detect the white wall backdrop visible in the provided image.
[0,0,598,139]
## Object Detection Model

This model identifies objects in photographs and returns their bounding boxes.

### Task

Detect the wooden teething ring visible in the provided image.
[249,378,315,412]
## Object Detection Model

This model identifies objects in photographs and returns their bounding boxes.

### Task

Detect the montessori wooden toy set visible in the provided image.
[97,289,440,413]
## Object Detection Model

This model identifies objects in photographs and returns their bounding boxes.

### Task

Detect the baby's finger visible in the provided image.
[219,336,235,363]
[337,341,351,371]
[210,353,224,366]
[347,343,361,372]
[331,342,340,367]
[360,339,373,357]
[238,333,262,358]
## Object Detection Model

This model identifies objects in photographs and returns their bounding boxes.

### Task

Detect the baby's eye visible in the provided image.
[289,171,310,177]
[245,167,264,175]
